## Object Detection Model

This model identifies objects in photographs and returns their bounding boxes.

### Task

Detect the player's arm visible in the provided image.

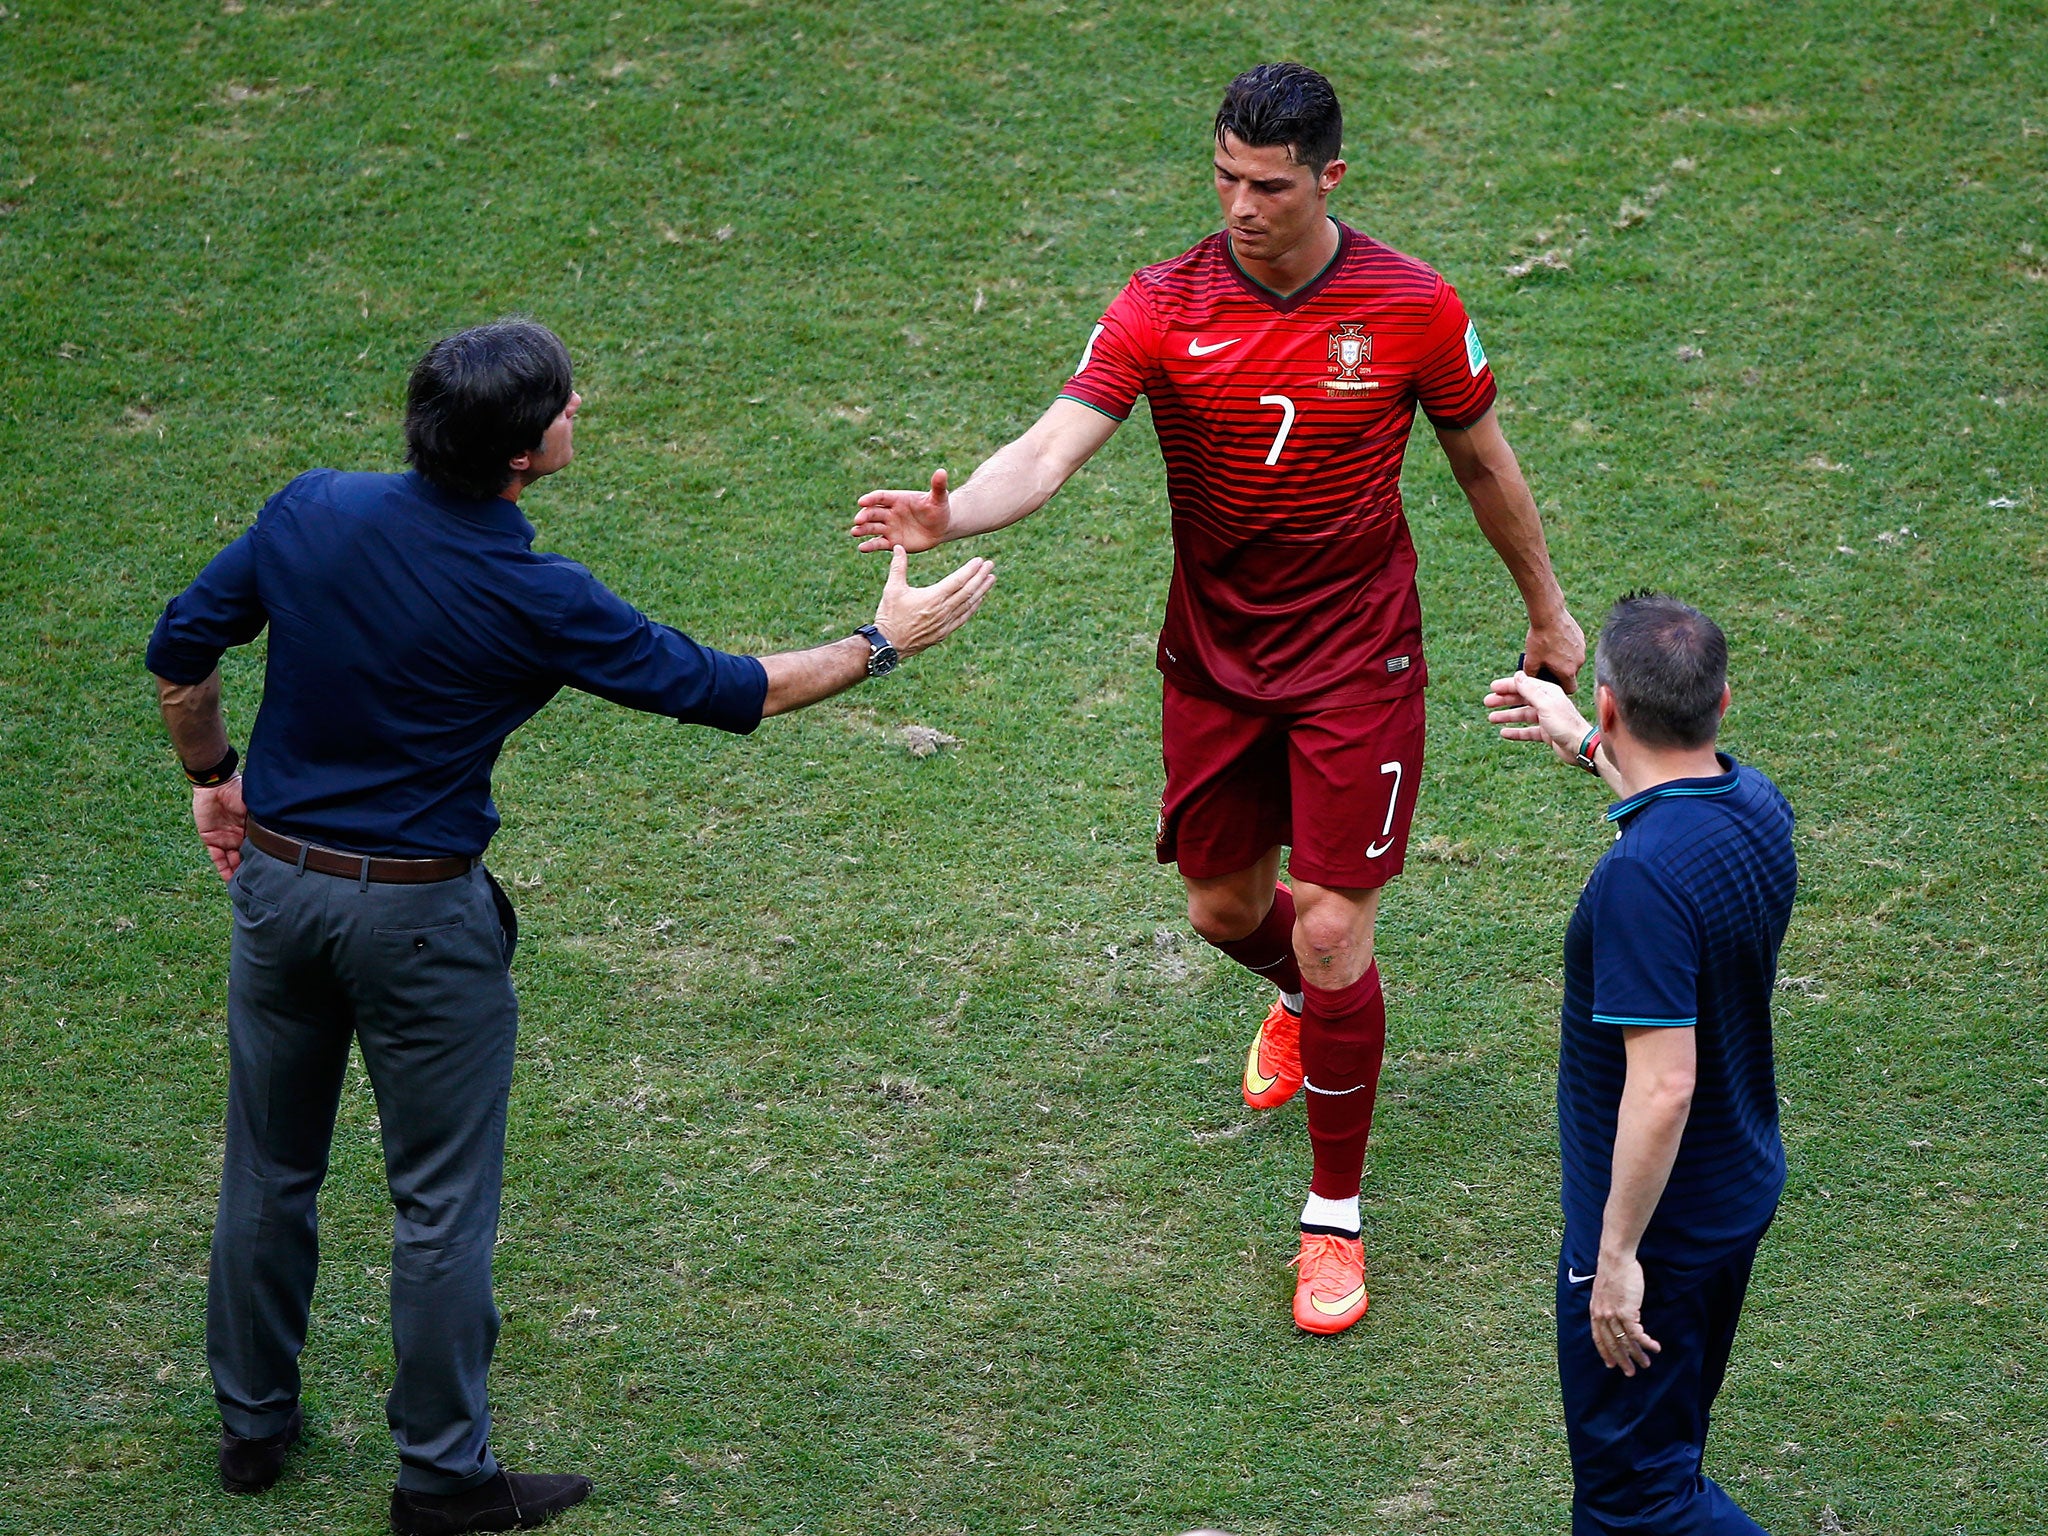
[1591,1025,1697,1375]
[849,398,1120,553]
[1435,409,1586,690]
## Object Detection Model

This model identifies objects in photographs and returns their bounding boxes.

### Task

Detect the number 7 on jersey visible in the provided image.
[1257,393,1296,466]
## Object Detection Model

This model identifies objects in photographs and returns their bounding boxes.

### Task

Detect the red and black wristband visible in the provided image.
[185,745,240,788]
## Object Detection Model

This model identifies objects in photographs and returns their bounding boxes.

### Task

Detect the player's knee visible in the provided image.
[1186,888,1263,944]
[1294,906,1372,967]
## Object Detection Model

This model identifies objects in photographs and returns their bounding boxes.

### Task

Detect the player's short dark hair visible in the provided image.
[1595,591,1729,749]
[404,317,573,501]
[1214,63,1343,174]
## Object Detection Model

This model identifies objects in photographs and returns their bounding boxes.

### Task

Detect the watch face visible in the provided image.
[860,624,900,676]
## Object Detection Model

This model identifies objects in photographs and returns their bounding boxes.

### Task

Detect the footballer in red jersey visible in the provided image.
[852,62,1584,1333]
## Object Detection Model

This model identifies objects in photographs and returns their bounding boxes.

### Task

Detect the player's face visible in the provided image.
[1213,132,1345,262]
[523,389,581,479]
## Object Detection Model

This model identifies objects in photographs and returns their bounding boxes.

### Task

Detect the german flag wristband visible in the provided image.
[185,745,240,788]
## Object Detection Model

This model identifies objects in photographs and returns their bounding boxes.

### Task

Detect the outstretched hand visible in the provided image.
[1485,670,1594,765]
[193,777,248,882]
[852,469,952,554]
[874,544,996,656]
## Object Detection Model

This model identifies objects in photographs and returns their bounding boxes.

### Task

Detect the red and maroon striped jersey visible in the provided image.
[1059,221,1495,712]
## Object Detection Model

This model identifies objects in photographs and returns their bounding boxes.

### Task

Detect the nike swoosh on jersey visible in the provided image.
[1243,1034,1278,1095]
[1567,1268,1595,1285]
[1187,337,1242,356]
[1311,1282,1368,1316]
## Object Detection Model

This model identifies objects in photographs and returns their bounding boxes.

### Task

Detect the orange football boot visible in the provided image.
[1290,1230,1369,1334]
[1241,996,1303,1110]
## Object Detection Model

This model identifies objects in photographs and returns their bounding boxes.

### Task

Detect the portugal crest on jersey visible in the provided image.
[1325,323,1377,395]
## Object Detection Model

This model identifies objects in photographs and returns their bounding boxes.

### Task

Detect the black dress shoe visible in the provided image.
[218,1404,303,1494]
[389,1469,592,1534]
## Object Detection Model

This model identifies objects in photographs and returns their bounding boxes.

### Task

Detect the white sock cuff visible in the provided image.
[1301,1192,1361,1232]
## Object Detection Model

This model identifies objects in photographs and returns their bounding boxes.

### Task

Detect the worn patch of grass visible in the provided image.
[2,1,2044,1533]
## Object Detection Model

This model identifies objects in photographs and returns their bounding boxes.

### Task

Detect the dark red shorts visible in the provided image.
[1156,681,1425,890]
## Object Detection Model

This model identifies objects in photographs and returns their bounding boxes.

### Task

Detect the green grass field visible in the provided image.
[4,2,2045,1532]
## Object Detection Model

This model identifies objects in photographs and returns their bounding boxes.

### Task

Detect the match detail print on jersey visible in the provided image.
[1055,221,1496,712]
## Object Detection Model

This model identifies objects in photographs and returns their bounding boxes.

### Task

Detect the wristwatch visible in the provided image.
[1574,727,1604,773]
[857,624,900,678]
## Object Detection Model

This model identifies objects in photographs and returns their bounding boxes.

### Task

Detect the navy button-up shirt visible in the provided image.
[147,469,768,857]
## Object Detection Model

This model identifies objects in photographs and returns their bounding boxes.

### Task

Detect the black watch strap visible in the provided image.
[857,624,900,678]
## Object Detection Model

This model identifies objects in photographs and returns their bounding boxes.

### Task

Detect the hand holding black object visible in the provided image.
[1518,603,1587,691]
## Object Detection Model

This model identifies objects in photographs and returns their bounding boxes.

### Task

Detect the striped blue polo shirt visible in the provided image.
[1558,754,1797,1271]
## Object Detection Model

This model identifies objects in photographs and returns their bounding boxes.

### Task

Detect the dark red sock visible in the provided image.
[1209,882,1304,997]
[1301,961,1388,1201]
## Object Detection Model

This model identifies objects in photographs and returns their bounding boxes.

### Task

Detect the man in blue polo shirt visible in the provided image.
[146,318,996,1533]
[1486,592,1796,1535]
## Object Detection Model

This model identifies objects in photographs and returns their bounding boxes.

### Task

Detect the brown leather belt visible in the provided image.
[244,820,478,885]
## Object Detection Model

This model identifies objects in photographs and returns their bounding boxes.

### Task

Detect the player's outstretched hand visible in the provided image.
[852,468,952,554]
[193,776,248,882]
[874,544,996,657]
[1486,670,1593,766]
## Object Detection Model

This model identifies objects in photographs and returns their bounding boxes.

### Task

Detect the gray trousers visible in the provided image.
[209,843,518,1494]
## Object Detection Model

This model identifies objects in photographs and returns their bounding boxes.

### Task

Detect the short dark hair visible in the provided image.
[404,318,573,501]
[1214,63,1343,173]
[1594,591,1729,749]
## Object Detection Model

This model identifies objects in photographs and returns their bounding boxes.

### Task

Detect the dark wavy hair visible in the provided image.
[404,318,573,501]
[1214,62,1343,173]
[1595,591,1729,749]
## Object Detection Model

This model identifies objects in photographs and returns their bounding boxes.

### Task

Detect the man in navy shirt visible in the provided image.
[1486,592,1796,1534]
[147,319,995,1532]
